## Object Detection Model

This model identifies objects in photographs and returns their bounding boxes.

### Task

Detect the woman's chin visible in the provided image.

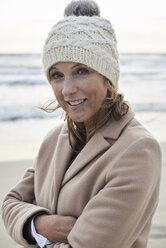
[68,113,90,123]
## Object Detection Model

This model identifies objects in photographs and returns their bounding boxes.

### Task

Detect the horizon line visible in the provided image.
[0,52,166,56]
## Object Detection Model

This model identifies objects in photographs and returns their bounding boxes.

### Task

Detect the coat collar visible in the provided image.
[60,107,135,187]
[99,107,135,140]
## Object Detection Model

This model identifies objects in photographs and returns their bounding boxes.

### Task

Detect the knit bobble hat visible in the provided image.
[42,0,120,87]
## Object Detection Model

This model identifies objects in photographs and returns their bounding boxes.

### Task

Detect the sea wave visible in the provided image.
[0,78,47,86]
[0,103,166,122]
[0,53,166,122]
[132,103,166,113]
[0,105,61,121]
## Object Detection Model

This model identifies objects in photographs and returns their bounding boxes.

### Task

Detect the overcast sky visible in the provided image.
[0,0,166,53]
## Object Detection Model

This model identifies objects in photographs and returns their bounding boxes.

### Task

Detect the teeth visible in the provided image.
[69,99,84,106]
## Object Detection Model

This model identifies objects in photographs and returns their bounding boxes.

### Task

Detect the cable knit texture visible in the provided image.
[42,16,120,87]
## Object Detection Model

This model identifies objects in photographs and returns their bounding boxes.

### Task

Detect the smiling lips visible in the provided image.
[67,99,87,106]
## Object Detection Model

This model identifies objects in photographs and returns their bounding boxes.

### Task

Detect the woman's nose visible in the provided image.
[62,77,77,97]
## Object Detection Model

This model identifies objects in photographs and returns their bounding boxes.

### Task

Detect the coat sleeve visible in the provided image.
[1,123,66,248]
[67,137,162,248]
[1,165,51,248]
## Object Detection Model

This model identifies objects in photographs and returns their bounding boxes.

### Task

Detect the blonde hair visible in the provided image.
[40,80,129,152]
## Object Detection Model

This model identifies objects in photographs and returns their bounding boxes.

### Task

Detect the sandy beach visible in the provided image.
[0,144,166,248]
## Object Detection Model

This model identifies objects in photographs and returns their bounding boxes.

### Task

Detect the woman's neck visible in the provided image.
[84,108,108,142]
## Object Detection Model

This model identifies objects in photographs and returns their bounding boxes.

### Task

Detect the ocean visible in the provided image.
[0,53,166,161]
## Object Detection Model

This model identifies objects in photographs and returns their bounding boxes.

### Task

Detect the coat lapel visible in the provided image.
[61,131,111,186]
[51,124,73,213]
[53,107,135,206]
[61,107,135,187]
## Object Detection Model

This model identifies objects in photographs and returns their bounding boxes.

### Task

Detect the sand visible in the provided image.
[0,144,166,248]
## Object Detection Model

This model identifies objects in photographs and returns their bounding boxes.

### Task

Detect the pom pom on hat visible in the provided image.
[64,0,100,17]
[42,0,120,87]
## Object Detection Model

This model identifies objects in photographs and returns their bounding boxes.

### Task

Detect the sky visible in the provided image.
[0,0,166,53]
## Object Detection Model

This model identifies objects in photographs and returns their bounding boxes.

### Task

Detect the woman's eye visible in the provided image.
[76,68,89,75]
[50,72,63,80]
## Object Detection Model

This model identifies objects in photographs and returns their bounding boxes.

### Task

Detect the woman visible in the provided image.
[1,0,161,247]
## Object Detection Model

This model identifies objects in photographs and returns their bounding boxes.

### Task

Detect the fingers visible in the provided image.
[34,214,77,243]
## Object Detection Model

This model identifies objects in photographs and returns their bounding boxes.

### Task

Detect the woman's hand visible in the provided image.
[34,214,76,243]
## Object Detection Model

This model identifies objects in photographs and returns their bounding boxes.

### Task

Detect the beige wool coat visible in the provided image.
[2,108,162,248]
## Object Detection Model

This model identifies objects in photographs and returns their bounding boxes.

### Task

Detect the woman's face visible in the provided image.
[49,62,107,124]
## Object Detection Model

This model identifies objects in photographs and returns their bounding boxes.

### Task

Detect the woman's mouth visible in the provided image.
[68,99,87,106]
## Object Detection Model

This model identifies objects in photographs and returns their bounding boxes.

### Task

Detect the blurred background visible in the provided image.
[0,0,166,162]
[0,0,166,247]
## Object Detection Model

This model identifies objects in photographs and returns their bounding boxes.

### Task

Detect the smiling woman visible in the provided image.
[1,1,162,248]
[42,60,128,147]
[49,62,107,124]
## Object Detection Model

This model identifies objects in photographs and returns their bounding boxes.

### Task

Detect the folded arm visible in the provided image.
[1,167,76,247]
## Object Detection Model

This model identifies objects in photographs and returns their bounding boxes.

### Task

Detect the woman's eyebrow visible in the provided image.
[71,63,83,68]
[49,63,84,72]
[50,66,58,71]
